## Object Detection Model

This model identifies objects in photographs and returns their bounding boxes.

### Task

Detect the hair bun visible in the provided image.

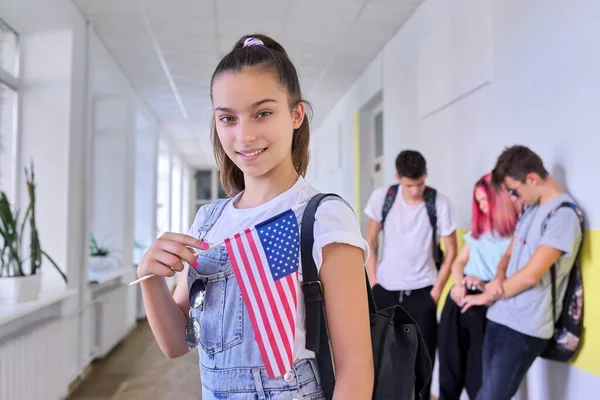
[233,34,288,57]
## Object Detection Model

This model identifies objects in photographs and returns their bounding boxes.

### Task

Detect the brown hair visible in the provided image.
[491,145,548,187]
[210,34,311,196]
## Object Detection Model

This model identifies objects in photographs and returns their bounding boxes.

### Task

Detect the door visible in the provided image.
[372,107,384,191]
[372,106,384,261]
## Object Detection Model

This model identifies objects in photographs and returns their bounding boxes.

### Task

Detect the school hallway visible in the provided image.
[2,0,600,399]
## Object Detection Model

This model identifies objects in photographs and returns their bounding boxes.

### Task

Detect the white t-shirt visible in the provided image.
[364,185,456,290]
[188,176,369,361]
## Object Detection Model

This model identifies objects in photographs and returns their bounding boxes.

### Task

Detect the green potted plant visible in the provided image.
[0,163,66,304]
[88,234,116,272]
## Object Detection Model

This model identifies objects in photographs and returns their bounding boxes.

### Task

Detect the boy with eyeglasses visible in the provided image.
[461,145,583,400]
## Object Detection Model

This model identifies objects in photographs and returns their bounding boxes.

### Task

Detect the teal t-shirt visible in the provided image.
[462,231,512,281]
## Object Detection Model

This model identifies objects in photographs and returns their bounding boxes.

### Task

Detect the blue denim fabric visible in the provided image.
[188,199,324,399]
[201,358,325,400]
[476,320,548,400]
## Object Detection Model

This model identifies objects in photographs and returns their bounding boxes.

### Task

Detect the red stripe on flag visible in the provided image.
[245,229,294,364]
[225,236,275,378]
[287,272,298,308]
[234,232,286,375]
[274,278,295,340]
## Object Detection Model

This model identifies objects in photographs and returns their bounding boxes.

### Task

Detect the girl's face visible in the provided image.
[475,186,489,215]
[212,68,304,179]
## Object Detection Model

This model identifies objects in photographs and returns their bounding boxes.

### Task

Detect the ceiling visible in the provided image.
[73,0,423,168]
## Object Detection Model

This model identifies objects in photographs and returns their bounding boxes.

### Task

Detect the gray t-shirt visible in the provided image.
[486,193,582,339]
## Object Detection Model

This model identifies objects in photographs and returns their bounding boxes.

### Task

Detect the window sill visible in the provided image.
[88,268,131,286]
[0,288,77,328]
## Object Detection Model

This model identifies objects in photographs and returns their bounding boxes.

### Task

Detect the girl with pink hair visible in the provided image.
[438,173,519,400]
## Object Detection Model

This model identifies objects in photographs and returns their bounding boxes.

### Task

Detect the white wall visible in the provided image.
[307,50,383,208]
[312,0,600,398]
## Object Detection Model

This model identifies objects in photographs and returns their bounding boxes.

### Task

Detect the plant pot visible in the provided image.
[0,274,42,304]
[89,256,116,272]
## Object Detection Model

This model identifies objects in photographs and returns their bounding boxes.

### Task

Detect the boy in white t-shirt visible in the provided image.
[364,150,457,400]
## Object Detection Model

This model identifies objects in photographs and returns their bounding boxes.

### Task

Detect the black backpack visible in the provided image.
[539,202,585,362]
[381,184,444,269]
[301,193,433,400]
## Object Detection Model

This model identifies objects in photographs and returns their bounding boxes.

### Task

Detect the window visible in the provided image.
[171,158,182,234]
[217,171,227,198]
[0,19,19,77]
[194,169,226,211]
[0,18,19,199]
[195,170,212,200]
[156,145,171,236]
[0,83,17,194]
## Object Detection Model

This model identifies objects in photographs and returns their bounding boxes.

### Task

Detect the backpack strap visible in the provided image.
[423,186,441,264]
[541,202,585,325]
[380,184,399,229]
[302,193,377,399]
[423,187,437,232]
[196,198,231,240]
[381,185,441,266]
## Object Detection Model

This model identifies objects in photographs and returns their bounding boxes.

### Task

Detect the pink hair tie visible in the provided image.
[243,37,264,47]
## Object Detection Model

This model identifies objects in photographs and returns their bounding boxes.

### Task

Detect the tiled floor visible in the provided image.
[69,320,202,400]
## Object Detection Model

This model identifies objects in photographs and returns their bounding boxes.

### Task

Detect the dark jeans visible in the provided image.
[476,320,549,400]
[373,284,437,400]
[438,290,487,400]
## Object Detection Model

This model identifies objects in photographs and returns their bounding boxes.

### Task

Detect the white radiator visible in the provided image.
[0,318,68,400]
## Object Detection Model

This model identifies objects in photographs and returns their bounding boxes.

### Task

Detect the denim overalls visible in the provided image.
[187,199,325,400]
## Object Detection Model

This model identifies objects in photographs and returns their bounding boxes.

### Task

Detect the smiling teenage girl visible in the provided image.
[137,35,374,399]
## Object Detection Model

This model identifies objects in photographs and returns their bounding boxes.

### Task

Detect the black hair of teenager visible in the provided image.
[395,150,427,180]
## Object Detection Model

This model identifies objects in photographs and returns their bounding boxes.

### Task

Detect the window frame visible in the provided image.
[0,17,20,81]
[0,17,21,202]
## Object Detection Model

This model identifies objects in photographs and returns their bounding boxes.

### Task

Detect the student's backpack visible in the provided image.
[540,202,585,362]
[301,193,433,400]
[381,184,444,269]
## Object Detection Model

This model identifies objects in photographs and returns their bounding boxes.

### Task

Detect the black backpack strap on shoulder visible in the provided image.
[302,193,377,399]
[423,186,439,260]
[423,186,437,236]
[301,193,336,399]
[541,202,585,325]
[381,184,399,229]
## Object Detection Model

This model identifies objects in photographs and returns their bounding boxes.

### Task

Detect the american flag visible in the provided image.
[224,209,300,378]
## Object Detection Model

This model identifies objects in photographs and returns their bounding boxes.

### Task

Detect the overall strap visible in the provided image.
[197,199,231,240]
